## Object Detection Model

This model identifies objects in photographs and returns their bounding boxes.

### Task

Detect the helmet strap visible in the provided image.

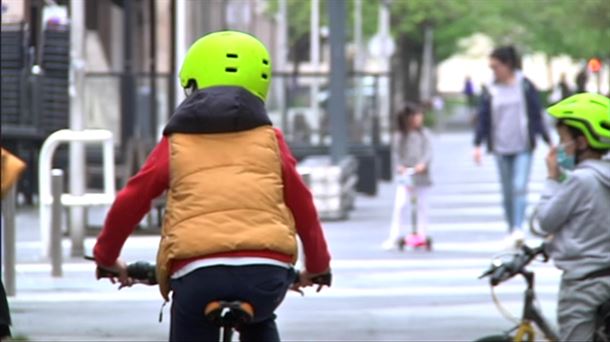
[184,80,198,97]
[573,134,594,164]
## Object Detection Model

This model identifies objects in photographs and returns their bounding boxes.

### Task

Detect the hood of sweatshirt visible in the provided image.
[578,159,610,187]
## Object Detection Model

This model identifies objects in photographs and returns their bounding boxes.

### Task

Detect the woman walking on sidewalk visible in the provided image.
[473,46,552,247]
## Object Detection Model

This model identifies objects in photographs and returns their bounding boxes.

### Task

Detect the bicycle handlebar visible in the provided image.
[296,271,332,287]
[86,257,332,287]
[479,243,548,286]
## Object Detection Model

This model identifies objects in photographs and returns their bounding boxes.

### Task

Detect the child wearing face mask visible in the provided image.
[533,93,610,341]
[382,102,433,250]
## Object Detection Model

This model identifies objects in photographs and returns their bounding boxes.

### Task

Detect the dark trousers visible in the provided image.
[0,280,11,338]
[169,265,295,342]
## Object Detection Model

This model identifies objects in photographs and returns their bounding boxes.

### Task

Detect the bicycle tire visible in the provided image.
[473,334,513,342]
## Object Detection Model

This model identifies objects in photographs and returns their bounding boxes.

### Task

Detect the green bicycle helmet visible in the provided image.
[547,93,610,150]
[179,31,271,101]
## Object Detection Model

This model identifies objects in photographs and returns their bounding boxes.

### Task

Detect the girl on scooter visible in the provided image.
[382,102,433,250]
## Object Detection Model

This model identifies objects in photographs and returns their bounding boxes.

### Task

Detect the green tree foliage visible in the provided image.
[267,0,609,99]
[467,0,610,60]
[267,0,379,61]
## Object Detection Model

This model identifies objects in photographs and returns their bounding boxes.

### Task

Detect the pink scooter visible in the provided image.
[396,168,433,252]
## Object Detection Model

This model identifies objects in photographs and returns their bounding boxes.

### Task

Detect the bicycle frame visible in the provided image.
[478,245,608,342]
[221,324,233,342]
[505,270,559,342]
[521,271,559,341]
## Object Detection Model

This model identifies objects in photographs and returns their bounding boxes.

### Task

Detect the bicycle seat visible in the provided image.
[204,301,254,327]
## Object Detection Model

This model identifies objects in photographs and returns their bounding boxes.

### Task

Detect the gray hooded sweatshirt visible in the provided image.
[537,159,610,280]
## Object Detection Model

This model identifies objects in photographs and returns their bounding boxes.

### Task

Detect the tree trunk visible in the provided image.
[395,34,423,104]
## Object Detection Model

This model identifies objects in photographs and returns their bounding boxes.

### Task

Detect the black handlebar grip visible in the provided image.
[484,243,550,286]
[490,264,509,286]
[96,266,120,278]
[126,262,157,285]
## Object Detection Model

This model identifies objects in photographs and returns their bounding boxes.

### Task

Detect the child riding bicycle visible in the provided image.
[92,31,331,342]
[534,93,610,341]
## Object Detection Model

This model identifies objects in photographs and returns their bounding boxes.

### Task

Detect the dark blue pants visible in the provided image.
[169,265,295,342]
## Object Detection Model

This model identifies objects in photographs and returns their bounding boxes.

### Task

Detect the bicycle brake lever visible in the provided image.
[478,268,494,279]
[84,255,121,278]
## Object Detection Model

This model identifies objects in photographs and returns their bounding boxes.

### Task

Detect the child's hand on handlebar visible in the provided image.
[96,258,134,290]
[291,269,331,295]
[414,163,427,174]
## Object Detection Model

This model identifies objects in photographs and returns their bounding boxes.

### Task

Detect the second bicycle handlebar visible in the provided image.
[479,243,548,286]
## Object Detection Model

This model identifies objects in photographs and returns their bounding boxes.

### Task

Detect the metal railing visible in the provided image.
[38,129,116,258]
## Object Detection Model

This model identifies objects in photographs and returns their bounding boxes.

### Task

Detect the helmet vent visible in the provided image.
[261,73,268,80]
[590,99,606,107]
[226,53,238,58]
[225,67,238,73]
[601,121,610,130]
[262,59,269,65]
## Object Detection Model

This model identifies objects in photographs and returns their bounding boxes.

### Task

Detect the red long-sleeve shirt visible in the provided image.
[94,129,331,275]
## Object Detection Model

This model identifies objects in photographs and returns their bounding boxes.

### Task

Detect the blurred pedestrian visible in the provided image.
[473,46,552,248]
[383,102,433,250]
[575,68,588,94]
[557,73,571,100]
[463,76,476,111]
[549,73,572,104]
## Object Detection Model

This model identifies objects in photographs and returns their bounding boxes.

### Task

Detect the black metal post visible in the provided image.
[327,0,348,164]
[121,0,136,157]
[372,75,380,147]
[149,0,158,141]
[169,0,176,115]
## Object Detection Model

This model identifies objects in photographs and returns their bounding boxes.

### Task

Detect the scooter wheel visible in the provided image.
[397,237,406,251]
[425,237,433,251]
